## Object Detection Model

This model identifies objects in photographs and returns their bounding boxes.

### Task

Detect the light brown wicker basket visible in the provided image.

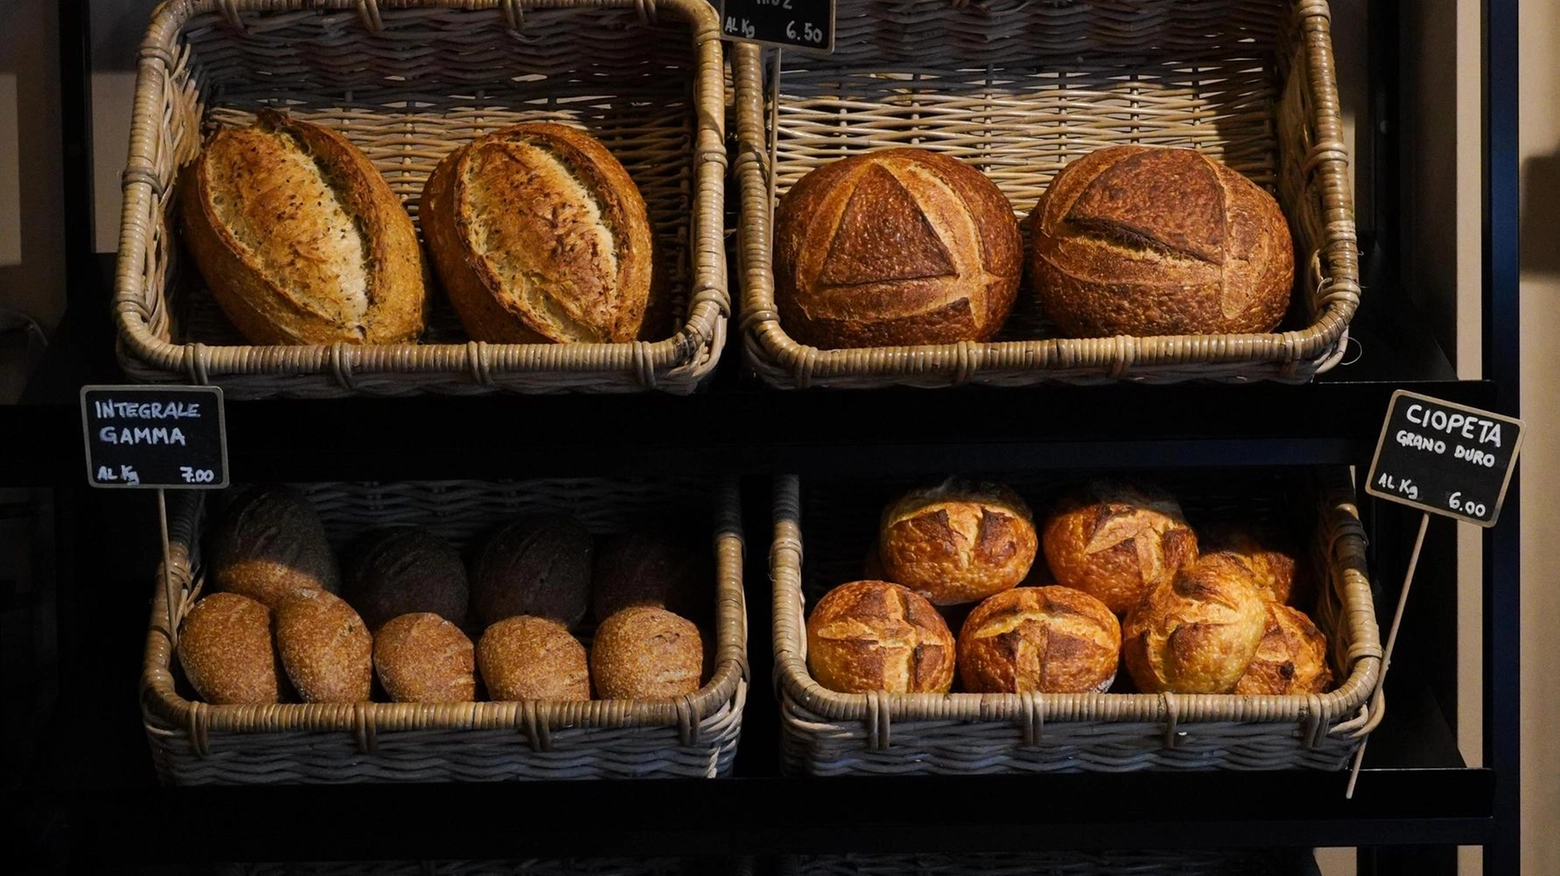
[733,0,1359,388]
[221,861,718,875]
[115,0,729,398]
[785,850,1319,876]
[142,477,748,783]
[770,469,1383,774]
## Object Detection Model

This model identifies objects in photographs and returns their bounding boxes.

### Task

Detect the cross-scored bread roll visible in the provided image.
[344,527,468,631]
[590,606,704,699]
[1042,479,1199,616]
[1123,553,1269,694]
[176,592,282,705]
[958,586,1120,694]
[209,485,339,609]
[879,479,1038,606]
[1234,603,1334,695]
[805,580,955,694]
[1201,521,1302,606]
[477,616,590,702]
[472,514,592,629]
[373,612,475,703]
[274,589,372,703]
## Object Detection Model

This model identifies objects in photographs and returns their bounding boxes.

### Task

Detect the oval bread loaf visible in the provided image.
[591,532,708,624]
[274,589,373,703]
[1041,478,1199,616]
[879,478,1038,606]
[590,606,704,699]
[209,485,340,608]
[344,527,468,631]
[472,514,593,629]
[373,612,476,703]
[176,592,283,705]
[477,616,590,701]
[957,586,1120,694]
[805,580,955,694]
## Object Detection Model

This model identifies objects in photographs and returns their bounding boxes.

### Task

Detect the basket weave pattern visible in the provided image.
[142,477,749,784]
[770,469,1382,775]
[116,0,729,398]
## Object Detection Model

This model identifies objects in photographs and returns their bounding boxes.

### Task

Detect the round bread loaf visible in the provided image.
[957,586,1121,694]
[592,532,707,624]
[1042,479,1199,615]
[879,479,1038,605]
[1234,603,1334,695]
[1201,521,1301,606]
[1031,145,1295,337]
[1123,553,1269,694]
[176,592,282,705]
[209,485,339,608]
[477,616,590,701]
[805,580,955,694]
[472,515,592,629]
[274,589,372,703]
[773,149,1022,348]
[373,613,476,703]
[344,528,468,631]
[421,122,655,344]
[590,606,704,699]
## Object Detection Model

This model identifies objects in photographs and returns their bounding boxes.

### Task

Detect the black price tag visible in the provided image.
[81,385,229,490]
[719,0,834,53]
[1365,390,1525,527]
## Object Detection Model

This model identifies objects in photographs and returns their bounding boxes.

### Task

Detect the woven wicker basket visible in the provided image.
[221,861,717,875]
[770,469,1382,774]
[733,0,1359,388]
[786,850,1319,876]
[115,0,728,398]
[142,477,748,783]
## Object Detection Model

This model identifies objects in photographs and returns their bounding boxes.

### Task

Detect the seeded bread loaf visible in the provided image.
[208,485,339,608]
[373,612,476,703]
[176,592,282,705]
[274,589,373,703]
[477,616,590,701]
[344,528,468,631]
[589,606,704,699]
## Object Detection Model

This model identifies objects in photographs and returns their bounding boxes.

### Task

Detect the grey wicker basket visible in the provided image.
[142,477,748,784]
[734,0,1359,388]
[770,469,1383,774]
[786,850,1320,876]
[115,0,729,398]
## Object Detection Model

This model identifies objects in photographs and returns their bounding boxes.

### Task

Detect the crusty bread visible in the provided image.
[477,616,590,701]
[1234,603,1333,695]
[1201,521,1302,606]
[1031,145,1295,338]
[421,122,655,344]
[591,532,708,624]
[180,110,427,345]
[879,478,1038,605]
[590,606,704,699]
[1123,553,1269,694]
[1041,479,1199,615]
[208,485,339,608]
[957,586,1120,694]
[176,592,282,705]
[373,612,475,703]
[805,580,955,694]
[274,589,373,703]
[472,514,592,629]
[344,528,468,631]
[773,148,1022,348]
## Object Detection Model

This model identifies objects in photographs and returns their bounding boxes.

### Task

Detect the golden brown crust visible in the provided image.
[1234,603,1333,695]
[773,148,1021,349]
[344,528,468,631]
[176,592,282,705]
[589,606,704,699]
[591,532,708,625]
[957,586,1120,694]
[472,514,593,629]
[1041,479,1199,615]
[180,110,427,345]
[274,589,373,703]
[477,616,590,701]
[209,485,340,608]
[1200,521,1301,606]
[879,478,1038,605]
[805,580,955,694]
[1122,553,1269,694]
[422,122,654,344]
[373,613,475,703]
[1031,145,1294,337]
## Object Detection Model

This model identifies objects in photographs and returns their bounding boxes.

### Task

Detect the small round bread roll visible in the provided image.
[477,616,590,701]
[274,589,372,703]
[879,479,1038,605]
[1201,521,1301,606]
[472,515,592,629]
[1042,479,1199,615]
[344,528,468,631]
[209,485,339,608]
[592,532,707,624]
[805,580,955,694]
[176,592,282,704]
[1123,553,1269,694]
[957,586,1120,694]
[1234,603,1334,695]
[373,613,476,703]
[590,606,705,699]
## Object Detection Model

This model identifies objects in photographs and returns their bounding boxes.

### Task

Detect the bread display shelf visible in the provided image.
[734,0,1360,388]
[141,477,748,784]
[770,468,1382,774]
[115,0,728,398]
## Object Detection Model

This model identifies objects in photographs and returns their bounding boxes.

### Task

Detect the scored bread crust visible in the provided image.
[957,586,1121,694]
[1041,479,1200,616]
[421,122,655,344]
[805,580,956,694]
[1233,602,1334,695]
[179,110,427,345]
[1123,553,1269,694]
[879,478,1038,606]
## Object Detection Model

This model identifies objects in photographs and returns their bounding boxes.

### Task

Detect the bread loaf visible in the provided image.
[209,485,339,608]
[274,589,373,703]
[592,532,708,624]
[373,613,476,703]
[1123,553,1269,694]
[773,149,1022,348]
[421,122,655,344]
[805,580,955,694]
[590,606,704,699]
[1031,145,1295,337]
[180,110,427,345]
[1234,603,1333,695]
[344,528,468,631]
[1201,521,1301,606]
[1042,479,1199,615]
[472,515,592,629]
[957,586,1120,694]
[477,616,590,701]
[176,592,282,705]
[879,478,1038,606]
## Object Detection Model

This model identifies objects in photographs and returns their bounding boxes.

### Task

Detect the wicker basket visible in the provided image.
[770,469,1382,774]
[115,0,728,398]
[142,477,748,783]
[786,850,1320,876]
[733,0,1359,388]
[221,861,726,875]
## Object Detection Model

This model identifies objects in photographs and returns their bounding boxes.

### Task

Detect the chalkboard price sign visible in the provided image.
[80,385,229,490]
[720,0,834,53]
[1365,390,1525,527]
